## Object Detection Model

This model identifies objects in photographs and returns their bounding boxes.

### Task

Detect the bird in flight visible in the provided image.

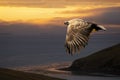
[64,18,106,55]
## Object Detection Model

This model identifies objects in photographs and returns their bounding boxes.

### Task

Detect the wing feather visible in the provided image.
[65,22,92,54]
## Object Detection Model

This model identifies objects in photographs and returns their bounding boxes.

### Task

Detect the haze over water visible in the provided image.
[0,25,119,67]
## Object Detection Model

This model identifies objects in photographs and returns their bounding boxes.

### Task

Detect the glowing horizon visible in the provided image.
[0,0,120,24]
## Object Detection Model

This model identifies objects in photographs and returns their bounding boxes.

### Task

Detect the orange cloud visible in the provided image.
[44,7,120,25]
[0,6,79,23]
[0,0,120,8]
[0,0,120,24]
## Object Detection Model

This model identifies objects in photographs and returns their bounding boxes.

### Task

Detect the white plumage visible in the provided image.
[64,18,106,55]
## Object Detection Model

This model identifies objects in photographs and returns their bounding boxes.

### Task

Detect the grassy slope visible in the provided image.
[69,44,120,75]
[0,68,65,80]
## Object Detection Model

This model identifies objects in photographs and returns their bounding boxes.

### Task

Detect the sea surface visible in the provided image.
[49,74,120,80]
[0,26,120,80]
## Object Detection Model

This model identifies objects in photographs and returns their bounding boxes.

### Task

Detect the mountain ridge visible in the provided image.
[67,44,120,75]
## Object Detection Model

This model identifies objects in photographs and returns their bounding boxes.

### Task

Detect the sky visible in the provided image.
[0,0,120,36]
[0,0,120,25]
[0,0,120,67]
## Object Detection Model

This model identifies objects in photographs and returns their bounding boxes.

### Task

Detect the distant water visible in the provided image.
[49,74,120,80]
[0,26,120,68]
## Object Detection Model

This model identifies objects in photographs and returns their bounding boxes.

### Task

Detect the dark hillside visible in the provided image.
[69,44,120,75]
[0,68,65,80]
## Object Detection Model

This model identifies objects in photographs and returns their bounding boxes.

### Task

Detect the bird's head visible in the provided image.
[64,21,69,25]
[64,18,84,26]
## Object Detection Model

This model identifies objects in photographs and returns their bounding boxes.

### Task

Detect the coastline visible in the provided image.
[12,62,72,75]
[11,62,120,77]
[0,67,65,80]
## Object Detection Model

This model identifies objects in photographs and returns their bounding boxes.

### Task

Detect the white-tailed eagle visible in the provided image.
[64,18,106,55]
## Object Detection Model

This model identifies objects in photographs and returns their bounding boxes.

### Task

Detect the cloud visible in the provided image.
[0,21,66,36]
[60,7,120,25]
[0,0,77,8]
[84,7,120,25]
[0,0,120,8]
[60,7,105,14]
[0,6,120,36]
[1,7,119,29]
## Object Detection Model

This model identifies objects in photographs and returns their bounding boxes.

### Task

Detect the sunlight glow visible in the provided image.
[0,1,120,24]
[0,6,78,23]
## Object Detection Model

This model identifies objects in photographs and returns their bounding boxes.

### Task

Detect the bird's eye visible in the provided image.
[64,21,69,25]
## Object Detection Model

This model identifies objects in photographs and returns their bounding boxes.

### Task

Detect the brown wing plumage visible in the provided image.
[65,21,93,55]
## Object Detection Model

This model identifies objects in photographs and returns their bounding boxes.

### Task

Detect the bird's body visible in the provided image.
[64,18,106,55]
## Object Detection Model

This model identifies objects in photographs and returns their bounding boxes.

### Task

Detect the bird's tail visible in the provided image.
[97,25,106,31]
[92,24,106,31]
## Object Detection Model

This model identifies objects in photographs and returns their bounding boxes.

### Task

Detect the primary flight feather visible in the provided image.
[64,18,106,55]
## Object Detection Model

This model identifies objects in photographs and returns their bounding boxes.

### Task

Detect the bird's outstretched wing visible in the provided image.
[65,22,92,55]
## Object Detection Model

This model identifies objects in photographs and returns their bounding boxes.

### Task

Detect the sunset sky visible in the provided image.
[0,0,120,68]
[0,0,120,25]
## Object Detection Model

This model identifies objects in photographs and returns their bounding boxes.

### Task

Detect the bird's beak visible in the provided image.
[97,25,106,31]
[64,21,69,25]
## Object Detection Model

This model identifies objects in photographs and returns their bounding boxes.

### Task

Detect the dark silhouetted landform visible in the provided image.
[0,67,65,80]
[65,44,120,76]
